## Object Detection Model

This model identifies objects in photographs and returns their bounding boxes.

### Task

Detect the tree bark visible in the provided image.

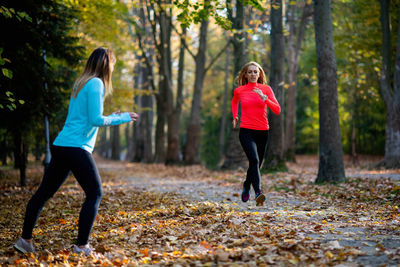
[222,0,248,169]
[141,63,155,163]
[134,4,155,163]
[377,0,400,168]
[111,125,121,160]
[264,0,286,170]
[145,1,173,163]
[184,20,209,165]
[284,1,312,162]
[98,128,107,158]
[12,129,27,187]
[127,56,142,162]
[314,0,345,183]
[218,41,231,162]
[166,27,186,164]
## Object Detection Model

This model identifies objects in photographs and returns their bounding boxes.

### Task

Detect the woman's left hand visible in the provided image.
[253,88,268,101]
[128,112,139,121]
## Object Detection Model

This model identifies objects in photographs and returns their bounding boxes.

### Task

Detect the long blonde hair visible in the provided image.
[237,61,267,86]
[72,47,115,98]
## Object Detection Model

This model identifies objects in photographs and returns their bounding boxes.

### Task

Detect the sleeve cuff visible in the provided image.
[120,112,132,123]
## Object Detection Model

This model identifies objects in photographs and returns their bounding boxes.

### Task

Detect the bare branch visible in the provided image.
[204,39,232,74]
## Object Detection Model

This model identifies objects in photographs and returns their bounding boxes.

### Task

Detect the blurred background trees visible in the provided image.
[1,0,399,185]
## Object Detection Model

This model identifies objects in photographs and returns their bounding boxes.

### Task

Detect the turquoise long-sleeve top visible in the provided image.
[53,77,132,153]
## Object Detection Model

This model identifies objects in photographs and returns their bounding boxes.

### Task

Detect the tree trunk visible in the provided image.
[151,3,172,164]
[264,0,286,171]
[141,64,155,163]
[377,0,400,168]
[133,95,144,162]
[124,123,130,161]
[222,0,248,169]
[314,0,345,183]
[34,133,42,161]
[218,41,231,162]
[166,27,186,164]
[134,4,155,163]
[127,56,142,162]
[13,129,27,187]
[285,1,312,162]
[111,125,121,160]
[184,20,209,165]
[0,136,7,165]
[132,57,144,162]
[98,128,107,158]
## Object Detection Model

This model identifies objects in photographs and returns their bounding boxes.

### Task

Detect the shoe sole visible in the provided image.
[14,244,29,254]
[256,194,266,206]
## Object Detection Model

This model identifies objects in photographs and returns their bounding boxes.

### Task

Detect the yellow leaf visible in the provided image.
[272,4,281,10]
[325,251,334,258]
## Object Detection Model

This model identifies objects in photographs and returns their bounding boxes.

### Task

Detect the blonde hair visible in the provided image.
[72,47,116,98]
[237,61,267,86]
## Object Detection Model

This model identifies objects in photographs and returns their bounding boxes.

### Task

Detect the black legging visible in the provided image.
[22,145,102,246]
[239,128,269,194]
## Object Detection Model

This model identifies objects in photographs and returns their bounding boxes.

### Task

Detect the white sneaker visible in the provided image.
[14,238,35,253]
[73,244,92,256]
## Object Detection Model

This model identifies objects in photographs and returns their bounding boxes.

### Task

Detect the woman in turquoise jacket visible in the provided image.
[14,47,138,256]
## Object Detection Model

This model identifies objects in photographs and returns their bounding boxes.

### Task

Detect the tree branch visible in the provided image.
[204,39,232,74]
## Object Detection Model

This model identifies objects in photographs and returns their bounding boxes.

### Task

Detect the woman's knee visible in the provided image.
[86,186,103,201]
[248,156,260,166]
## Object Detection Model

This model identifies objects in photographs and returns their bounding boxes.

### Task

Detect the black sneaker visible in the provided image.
[255,192,266,206]
[241,186,250,202]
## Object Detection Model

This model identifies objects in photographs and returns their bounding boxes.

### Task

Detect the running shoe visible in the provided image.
[255,192,266,206]
[14,238,35,254]
[241,184,250,202]
[73,244,92,256]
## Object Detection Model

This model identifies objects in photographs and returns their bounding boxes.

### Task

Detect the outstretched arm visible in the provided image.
[87,79,133,126]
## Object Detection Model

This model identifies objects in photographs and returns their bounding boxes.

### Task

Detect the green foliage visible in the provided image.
[200,115,221,169]
[333,0,390,155]
[294,0,393,156]
[296,32,319,154]
[174,0,232,29]
[0,0,82,164]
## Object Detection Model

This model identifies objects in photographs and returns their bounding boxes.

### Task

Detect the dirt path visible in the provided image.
[97,157,400,267]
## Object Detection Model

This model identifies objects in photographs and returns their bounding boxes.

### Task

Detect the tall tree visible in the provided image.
[178,1,232,164]
[110,125,121,160]
[222,0,249,169]
[166,27,186,164]
[184,19,209,164]
[378,0,400,168]
[128,4,155,163]
[0,0,81,186]
[313,0,345,183]
[284,0,312,162]
[264,0,286,170]
[218,39,232,161]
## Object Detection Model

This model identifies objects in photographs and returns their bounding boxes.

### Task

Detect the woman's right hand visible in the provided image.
[129,112,139,121]
[233,117,239,128]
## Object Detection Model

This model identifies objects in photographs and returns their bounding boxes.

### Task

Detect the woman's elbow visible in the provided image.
[274,107,281,115]
[89,117,105,127]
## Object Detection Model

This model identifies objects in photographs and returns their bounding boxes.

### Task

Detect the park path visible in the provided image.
[97,159,400,267]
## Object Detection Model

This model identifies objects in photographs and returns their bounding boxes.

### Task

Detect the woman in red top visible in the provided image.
[232,62,281,206]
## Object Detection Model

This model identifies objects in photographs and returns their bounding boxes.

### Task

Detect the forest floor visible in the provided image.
[0,155,399,266]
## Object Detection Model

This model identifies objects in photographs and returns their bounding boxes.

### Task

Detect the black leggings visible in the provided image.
[22,145,102,246]
[239,128,269,194]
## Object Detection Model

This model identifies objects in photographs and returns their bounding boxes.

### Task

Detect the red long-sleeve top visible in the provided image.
[232,83,281,130]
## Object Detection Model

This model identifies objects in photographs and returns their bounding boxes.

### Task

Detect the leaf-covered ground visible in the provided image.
[0,156,399,266]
